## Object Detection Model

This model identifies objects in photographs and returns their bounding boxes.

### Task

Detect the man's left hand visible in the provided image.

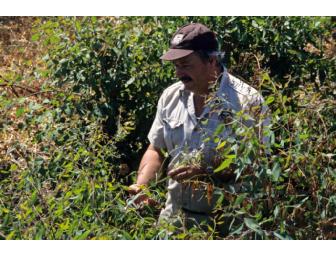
[168,165,206,182]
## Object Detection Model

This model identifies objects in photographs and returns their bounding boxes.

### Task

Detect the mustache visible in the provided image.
[180,76,192,83]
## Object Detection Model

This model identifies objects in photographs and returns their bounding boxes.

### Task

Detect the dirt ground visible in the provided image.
[0,17,45,97]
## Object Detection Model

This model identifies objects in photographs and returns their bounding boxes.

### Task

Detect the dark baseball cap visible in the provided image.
[160,23,218,61]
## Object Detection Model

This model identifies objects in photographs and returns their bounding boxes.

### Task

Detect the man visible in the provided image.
[128,23,270,232]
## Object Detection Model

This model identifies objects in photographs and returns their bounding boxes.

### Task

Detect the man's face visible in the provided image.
[172,53,216,95]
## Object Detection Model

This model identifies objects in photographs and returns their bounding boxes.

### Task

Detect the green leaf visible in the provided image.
[203,137,211,143]
[244,217,263,235]
[299,133,309,140]
[49,35,60,44]
[234,193,247,207]
[252,20,259,28]
[31,33,40,42]
[64,162,74,172]
[214,124,225,136]
[273,205,280,218]
[75,20,82,31]
[75,230,91,240]
[16,107,25,118]
[216,140,226,150]
[265,96,275,105]
[10,164,18,171]
[214,158,233,173]
[125,77,135,86]
[91,16,97,23]
[230,223,244,235]
[274,231,293,240]
[271,162,281,181]
[59,218,70,231]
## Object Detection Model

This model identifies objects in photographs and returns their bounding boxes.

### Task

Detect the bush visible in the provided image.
[0,16,335,239]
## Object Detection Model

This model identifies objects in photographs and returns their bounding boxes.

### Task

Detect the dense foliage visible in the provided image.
[0,17,335,239]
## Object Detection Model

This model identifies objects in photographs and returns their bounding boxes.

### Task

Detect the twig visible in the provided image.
[251,53,261,70]
[10,85,19,97]
[25,90,57,97]
[0,230,6,239]
[0,72,39,96]
[316,111,328,138]
[0,83,37,94]
[0,82,59,98]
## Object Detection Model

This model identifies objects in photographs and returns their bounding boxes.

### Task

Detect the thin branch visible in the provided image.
[0,83,38,94]
[10,85,19,97]
[251,53,261,70]
[24,90,57,97]
[0,230,6,239]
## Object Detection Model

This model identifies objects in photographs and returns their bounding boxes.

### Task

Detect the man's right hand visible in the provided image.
[128,184,157,207]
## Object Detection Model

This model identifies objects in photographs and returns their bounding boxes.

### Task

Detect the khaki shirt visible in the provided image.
[148,69,270,218]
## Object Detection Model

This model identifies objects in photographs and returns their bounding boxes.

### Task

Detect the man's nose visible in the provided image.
[175,67,185,78]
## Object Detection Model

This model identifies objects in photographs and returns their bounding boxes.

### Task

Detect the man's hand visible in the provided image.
[168,165,206,182]
[128,184,157,207]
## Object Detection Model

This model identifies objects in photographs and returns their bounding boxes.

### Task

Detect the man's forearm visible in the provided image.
[136,145,163,186]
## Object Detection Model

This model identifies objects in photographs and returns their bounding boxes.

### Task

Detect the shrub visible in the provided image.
[0,16,335,239]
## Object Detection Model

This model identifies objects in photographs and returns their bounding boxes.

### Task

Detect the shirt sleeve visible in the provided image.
[147,94,166,149]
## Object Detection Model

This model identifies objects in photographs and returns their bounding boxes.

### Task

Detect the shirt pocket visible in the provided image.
[163,118,185,153]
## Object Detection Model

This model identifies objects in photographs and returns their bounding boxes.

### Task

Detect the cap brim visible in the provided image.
[160,49,194,61]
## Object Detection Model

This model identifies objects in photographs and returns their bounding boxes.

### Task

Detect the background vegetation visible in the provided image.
[0,16,335,239]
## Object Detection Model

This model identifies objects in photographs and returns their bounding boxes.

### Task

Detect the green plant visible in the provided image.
[0,16,335,240]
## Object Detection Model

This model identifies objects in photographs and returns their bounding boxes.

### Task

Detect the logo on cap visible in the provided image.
[172,34,184,45]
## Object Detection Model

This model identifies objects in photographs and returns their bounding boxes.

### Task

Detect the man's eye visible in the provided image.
[174,64,191,69]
